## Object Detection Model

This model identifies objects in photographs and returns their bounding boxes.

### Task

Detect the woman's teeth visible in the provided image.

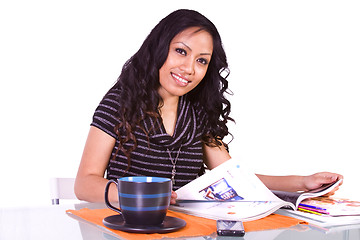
[172,73,188,84]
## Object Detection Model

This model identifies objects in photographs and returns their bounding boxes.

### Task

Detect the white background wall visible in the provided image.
[0,0,359,207]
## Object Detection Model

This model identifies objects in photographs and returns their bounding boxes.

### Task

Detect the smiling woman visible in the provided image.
[74,9,233,203]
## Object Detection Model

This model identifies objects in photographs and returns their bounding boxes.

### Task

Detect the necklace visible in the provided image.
[166,146,181,185]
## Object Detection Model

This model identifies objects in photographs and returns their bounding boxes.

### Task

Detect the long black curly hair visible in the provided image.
[113,9,233,167]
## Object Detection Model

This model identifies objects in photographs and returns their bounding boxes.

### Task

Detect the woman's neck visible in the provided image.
[159,96,179,136]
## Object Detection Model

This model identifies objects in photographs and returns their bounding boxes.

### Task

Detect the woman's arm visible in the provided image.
[256,172,343,192]
[75,126,179,204]
[203,142,343,192]
[202,142,231,170]
[74,126,118,202]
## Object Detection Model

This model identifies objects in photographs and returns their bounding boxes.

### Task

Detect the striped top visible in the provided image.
[91,86,207,190]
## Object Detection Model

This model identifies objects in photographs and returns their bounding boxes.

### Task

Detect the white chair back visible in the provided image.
[50,178,77,205]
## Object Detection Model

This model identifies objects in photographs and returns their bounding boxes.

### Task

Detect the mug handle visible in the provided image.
[104,179,122,214]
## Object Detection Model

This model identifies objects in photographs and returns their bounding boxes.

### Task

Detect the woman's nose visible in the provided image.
[180,58,195,75]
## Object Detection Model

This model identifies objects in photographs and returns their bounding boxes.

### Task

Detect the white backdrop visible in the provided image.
[1,0,359,207]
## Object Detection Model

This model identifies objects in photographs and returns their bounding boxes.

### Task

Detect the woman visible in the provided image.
[75,9,342,204]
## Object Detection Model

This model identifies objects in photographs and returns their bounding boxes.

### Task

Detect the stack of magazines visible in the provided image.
[298,197,360,216]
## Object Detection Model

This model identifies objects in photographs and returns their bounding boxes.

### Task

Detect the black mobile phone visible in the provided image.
[216,220,245,237]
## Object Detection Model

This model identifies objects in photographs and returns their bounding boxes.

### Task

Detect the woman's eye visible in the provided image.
[197,58,208,65]
[175,48,187,56]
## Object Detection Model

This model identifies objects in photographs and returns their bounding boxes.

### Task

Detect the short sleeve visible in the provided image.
[90,87,121,139]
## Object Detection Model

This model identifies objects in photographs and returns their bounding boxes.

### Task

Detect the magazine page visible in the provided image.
[299,197,360,216]
[175,158,283,202]
[271,191,301,207]
[271,178,343,208]
[295,179,343,207]
[170,158,295,221]
[171,200,293,221]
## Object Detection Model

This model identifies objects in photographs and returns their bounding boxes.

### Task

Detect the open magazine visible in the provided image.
[170,158,342,222]
[271,179,342,208]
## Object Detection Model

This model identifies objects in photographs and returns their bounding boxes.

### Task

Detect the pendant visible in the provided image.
[171,165,176,185]
[166,147,181,186]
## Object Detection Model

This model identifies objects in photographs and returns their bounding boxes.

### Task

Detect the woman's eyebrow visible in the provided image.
[174,41,212,55]
[174,41,192,51]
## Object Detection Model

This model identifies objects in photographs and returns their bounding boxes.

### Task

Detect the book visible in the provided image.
[170,158,341,222]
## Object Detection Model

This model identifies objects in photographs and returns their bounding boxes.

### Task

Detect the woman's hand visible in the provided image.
[303,172,343,195]
[170,191,177,205]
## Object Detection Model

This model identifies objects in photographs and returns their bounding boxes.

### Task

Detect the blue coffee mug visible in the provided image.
[105,176,172,226]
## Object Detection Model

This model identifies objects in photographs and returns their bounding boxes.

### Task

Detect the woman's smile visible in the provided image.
[171,72,190,87]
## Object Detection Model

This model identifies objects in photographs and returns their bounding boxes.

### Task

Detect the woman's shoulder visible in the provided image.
[91,85,122,138]
[102,84,121,101]
[95,84,121,110]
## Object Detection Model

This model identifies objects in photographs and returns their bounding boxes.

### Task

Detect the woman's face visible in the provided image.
[158,27,213,99]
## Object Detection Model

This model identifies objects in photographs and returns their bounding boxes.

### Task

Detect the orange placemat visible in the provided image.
[244,213,307,232]
[66,208,307,240]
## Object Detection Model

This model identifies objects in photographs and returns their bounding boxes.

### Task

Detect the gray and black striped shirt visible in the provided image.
[91,86,206,190]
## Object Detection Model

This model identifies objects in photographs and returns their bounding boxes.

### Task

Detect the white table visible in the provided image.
[1,202,360,240]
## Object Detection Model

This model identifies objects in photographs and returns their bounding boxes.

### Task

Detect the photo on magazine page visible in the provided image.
[199,177,244,201]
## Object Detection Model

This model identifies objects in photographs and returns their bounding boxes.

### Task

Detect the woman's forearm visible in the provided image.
[75,126,118,203]
[256,172,343,192]
[74,174,118,203]
[256,174,306,192]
